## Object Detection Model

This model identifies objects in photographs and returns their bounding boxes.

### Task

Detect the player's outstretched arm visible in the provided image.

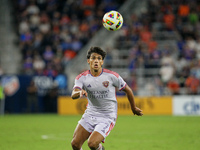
[123,85,143,116]
[71,88,88,99]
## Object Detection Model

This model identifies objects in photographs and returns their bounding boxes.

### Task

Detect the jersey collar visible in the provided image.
[89,69,103,77]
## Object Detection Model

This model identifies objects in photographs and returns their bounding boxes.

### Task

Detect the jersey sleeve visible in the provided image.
[73,77,83,90]
[113,75,127,91]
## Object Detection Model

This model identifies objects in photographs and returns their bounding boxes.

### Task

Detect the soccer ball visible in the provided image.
[102,10,123,31]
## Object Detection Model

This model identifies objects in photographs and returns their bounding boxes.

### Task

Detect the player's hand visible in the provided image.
[132,107,143,116]
[80,89,88,98]
[71,89,88,99]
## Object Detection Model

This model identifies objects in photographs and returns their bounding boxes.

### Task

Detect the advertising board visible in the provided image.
[173,96,200,115]
[58,96,172,115]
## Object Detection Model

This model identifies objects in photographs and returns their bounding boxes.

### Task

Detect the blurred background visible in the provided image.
[0,0,200,114]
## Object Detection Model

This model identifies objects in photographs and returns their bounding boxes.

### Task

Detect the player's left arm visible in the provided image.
[123,85,143,116]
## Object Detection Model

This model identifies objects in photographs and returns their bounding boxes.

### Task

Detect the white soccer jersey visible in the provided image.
[73,69,127,119]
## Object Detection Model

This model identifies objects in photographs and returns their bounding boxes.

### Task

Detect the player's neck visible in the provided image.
[90,68,102,77]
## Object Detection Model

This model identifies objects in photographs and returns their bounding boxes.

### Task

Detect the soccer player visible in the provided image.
[71,47,143,150]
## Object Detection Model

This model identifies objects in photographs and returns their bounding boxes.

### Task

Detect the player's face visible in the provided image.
[87,53,104,71]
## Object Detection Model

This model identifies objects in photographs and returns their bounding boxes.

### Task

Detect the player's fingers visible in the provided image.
[139,111,143,116]
[79,91,83,97]
[136,109,143,116]
[82,90,88,97]
[138,109,143,113]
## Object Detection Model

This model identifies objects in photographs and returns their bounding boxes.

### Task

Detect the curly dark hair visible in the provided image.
[87,47,106,60]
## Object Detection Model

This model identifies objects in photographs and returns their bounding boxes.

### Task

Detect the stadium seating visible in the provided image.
[6,0,200,95]
[105,0,200,95]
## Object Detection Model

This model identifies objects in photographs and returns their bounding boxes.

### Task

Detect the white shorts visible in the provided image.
[78,113,116,139]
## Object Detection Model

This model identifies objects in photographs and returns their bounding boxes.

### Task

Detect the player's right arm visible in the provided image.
[72,71,88,99]
[71,88,88,99]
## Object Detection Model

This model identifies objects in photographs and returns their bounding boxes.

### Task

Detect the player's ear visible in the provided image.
[101,60,104,66]
[87,59,90,64]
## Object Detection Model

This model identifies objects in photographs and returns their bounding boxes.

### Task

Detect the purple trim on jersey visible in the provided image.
[103,69,119,78]
[119,83,127,91]
[73,86,82,90]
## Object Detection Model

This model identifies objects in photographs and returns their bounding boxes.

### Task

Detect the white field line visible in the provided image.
[41,134,70,141]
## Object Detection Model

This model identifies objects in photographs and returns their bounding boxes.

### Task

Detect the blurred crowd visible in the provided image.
[12,0,200,95]
[13,0,126,77]
[110,0,200,95]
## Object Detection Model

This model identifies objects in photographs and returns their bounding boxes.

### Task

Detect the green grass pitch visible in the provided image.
[0,114,200,150]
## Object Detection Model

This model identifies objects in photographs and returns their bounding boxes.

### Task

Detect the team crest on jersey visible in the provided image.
[102,81,109,88]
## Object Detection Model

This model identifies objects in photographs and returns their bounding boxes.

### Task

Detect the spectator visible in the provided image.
[43,45,54,63]
[185,73,200,95]
[178,2,190,22]
[33,55,45,72]
[140,26,152,43]
[167,78,180,95]
[144,79,158,96]
[26,79,38,113]
[194,38,200,59]
[43,62,57,78]
[163,10,175,31]
[19,19,29,34]
[23,57,33,75]
[188,10,199,25]
[26,1,40,15]
[159,52,175,84]
[183,44,196,61]
[175,55,188,75]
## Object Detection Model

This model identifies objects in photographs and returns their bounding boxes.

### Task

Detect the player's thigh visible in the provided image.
[72,124,90,144]
[88,131,104,145]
